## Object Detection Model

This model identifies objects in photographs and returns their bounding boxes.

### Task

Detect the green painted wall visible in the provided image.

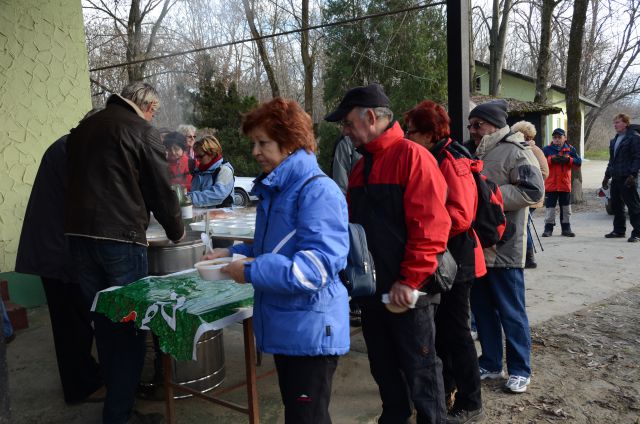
[475,63,586,154]
[0,0,90,284]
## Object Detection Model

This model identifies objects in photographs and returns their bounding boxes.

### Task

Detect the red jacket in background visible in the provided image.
[348,122,451,303]
[431,139,487,281]
[543,143,582,192]
[168,154,192,190]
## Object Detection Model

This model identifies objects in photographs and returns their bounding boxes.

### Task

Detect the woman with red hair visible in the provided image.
[404,100,486,423]
[205,98,350,424]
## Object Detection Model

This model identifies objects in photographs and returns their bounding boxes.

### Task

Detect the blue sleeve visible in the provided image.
[247,180,349,294]
[230,242,254,257]
[189,165,234,207]
[542,145,553,157]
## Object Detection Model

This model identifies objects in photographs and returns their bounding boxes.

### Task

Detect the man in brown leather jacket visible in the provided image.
[65,82,183,424]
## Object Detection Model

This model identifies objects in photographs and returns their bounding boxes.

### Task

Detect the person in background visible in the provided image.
[205,97,350,424]
[465,100,544,394]
[404,100,485,423]
[327,83,451,424]
[541,128,582,237]
[330,135,363,326]
[65,82,184,424]
[602,113,640,242]
[157,127,172,144]
[511,121,548,268]
[15,110,105,405]
[189,135,234,208]
[177,124,197,160]
[163,131,193,190]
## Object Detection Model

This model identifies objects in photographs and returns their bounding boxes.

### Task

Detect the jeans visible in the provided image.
[274,355,338,424]
[69,236,148,424]
[470,268,531,378]
[1,300,13,338]
[361,305,446,424]
[435,280,481,411]
[611,176,640,236]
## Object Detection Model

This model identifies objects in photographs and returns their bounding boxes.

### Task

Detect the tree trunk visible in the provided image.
[489,0,512,95]
[533,0,557,104]
[242,0,280,98]
[567,0,589,204]
[301,0,314,119]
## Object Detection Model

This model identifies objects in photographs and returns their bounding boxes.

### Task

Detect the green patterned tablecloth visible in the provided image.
[92,270,254,361]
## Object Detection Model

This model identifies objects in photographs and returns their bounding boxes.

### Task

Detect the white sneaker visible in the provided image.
[504,375,530,393]
[479,367,505,380]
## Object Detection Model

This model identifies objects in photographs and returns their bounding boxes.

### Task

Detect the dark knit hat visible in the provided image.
[468,100,509,129]
[163,131,187,150]
[325,83,390,122]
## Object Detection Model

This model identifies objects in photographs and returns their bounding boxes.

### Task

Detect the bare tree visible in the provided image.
[566,0,589,203]
[489,0,513,95]
[85,0,176,82]
[242,0,280,97]
[534,0,562,104]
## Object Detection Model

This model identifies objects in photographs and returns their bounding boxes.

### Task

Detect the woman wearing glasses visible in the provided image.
[404,100,486,423]
[205,98,350,424]
[188,135,234,208]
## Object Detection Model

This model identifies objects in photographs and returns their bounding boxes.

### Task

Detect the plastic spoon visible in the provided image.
[201,232,213,255]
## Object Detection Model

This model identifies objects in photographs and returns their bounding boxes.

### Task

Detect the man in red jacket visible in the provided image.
[541,128,582,237]
[326,84,451,424]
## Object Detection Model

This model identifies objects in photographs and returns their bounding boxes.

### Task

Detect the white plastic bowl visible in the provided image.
[195,257,233,281]
[189,222,206,232]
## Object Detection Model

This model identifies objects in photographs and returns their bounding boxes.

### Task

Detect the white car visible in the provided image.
[233,177,258,207]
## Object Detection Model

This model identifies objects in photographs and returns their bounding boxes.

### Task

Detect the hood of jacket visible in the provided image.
[476,126,524,158]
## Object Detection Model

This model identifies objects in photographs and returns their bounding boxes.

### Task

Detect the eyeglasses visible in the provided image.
[466,121,485,130]
[187,135,196,139]
[339,120,355,129]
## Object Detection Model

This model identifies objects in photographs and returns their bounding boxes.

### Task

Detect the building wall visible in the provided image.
[0,0,90,272]
[474,64,585,155]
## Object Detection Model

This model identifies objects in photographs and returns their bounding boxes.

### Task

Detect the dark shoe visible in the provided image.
[525,249,537,269]
[446,406,484,423]
[561,230,576,237]
[541,224,553,237]
[628,236,640,243]
[5,333,15,344]
[605,231,625,238]
[128,411,165,424]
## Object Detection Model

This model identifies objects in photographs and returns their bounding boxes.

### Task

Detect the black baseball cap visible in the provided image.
[552,128,566,136]
[324,83,390,122]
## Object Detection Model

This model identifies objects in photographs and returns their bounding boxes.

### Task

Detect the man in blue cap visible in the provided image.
[541,128,582,237]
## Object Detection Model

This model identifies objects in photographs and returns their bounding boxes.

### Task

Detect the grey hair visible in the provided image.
[177,124,196,135]
[357,106,394,121]
[120,82,160,111]
[511,120,537,139]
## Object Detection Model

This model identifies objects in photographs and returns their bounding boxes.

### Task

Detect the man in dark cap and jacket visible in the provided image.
[327,84,452,424]
[65,82,184,424]
[602,113,640,242]
[465,100,544,395]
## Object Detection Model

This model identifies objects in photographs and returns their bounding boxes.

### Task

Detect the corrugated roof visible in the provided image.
[471,95,563,116]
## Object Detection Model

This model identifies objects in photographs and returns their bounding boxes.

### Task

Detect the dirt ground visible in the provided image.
[479,286,640,424]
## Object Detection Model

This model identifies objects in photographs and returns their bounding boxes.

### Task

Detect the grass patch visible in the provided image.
[585,148,609,160]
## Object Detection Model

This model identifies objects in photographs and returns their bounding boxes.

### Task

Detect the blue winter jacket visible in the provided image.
[605,128,640,179]
[189,157,234,207]
[229,149,350,356]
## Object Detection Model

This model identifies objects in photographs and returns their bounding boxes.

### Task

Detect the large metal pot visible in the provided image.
[147,231,205,276]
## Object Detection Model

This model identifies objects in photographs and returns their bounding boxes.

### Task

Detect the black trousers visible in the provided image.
[273,354,338,424]
[41,277,103,403]
[435,280,481,411]
[611,176,640,236]
[361,305,446,424]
